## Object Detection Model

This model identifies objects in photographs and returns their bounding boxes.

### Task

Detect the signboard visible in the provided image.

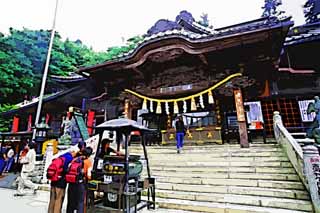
[233,89,246,122]
[85,134,100,162]
[244,101,264,130]
[298,100,316,122]
[74,112,90,140]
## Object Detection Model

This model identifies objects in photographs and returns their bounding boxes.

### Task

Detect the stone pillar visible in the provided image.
[302,144,320,212]
[273,111,282,142]
[233,89,249,148]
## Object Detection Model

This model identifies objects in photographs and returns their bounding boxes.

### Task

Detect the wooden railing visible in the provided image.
[273,111,320,213]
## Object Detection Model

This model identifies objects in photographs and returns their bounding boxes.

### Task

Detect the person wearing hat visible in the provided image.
[66,147,93,213]
[15,142,38,196]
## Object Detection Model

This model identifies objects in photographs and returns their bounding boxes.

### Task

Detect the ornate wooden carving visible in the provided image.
[148,48,184,63]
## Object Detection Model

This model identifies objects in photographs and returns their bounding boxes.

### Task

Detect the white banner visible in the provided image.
[298,100,316,122]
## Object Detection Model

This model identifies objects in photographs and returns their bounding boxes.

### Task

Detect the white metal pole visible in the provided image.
[32,0,60,139]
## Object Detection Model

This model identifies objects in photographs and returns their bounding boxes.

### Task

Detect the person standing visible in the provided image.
[47,149,78,213]
[175,116,185,153]
[15,142,37,195]
[66,147,93,213]
[4,145,14,173]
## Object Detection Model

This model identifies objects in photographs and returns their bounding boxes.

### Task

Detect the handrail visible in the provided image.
[276,122,303,158]
[273,111,320,213]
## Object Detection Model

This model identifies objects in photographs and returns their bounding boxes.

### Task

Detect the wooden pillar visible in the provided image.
[124,99,132,119]
[233,89,249,148]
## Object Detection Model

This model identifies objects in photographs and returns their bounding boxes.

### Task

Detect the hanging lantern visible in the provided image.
[142,99,147,110]
[174,101,179,114]
[199,94,205,109]
[150,100,153,112]
[165,102,169,115]
[156,102,162,114]
[208,90,214,104]
[191,97,197,111]
[183,100,187,113]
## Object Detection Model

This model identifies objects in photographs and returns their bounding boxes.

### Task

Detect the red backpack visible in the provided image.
[65,157,84,184]
[47,157,65,182]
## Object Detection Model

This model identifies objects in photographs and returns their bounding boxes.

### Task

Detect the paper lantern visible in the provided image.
[208,90,214,104]
[142,99,147,110]
[191,97,197,111]
[156,102,162,114]
[173,101,179,114]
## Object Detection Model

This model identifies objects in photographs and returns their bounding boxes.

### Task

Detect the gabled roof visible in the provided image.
[50,72,87,83]
[77,13,293,75]
[0,87,78,117]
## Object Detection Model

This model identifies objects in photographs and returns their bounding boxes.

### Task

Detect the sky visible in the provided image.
[0,0,306,52]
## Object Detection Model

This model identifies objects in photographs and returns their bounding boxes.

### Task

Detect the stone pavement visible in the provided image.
[0,173,18,189]
[0,187,187,213]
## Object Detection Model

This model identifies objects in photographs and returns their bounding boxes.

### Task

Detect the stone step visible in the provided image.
[154,177,305,190]
[154,189,313,212]
[152,197,311,213]
[149,158,293,168]
[150,166,296,174]
[130,147,284,154]
[146,152,288,161]
[155,183,310,200]
[142,170,300,181]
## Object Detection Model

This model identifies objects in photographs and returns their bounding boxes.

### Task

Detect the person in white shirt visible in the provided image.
[4,146,14,172]
[15,142,38,196]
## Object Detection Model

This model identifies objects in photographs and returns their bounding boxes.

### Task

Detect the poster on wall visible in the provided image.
[298,100,316,122]
[244,101,264,130]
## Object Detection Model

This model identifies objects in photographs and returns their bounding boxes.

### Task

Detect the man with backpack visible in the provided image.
[66,146,93,213]
[47,150,77,213]
[47,142,85,213]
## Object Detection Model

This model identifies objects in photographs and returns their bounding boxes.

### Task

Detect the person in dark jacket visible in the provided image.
[175,116,185,153]
[66,147,93,213]
[48,150,77,213]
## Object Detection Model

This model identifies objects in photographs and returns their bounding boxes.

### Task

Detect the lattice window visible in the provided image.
[261,98,302,135]
[261,100,278,135]
[278,98,301,129]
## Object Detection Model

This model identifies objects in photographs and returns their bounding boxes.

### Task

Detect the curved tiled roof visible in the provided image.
[50,72,87,82]
[77,15,292,74]
[284,22,320,46]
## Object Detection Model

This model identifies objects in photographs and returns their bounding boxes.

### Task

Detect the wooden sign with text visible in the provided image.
[234,89,245,122]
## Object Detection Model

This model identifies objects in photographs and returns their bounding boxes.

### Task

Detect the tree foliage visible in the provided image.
[0,104,17,132]
[0,28,144,108]
[304,0,320,24]
[0,28,114,104]
[261,0,284,17]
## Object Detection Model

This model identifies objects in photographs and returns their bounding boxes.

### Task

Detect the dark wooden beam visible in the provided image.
[132,67,144,78]
[198,54,208,65]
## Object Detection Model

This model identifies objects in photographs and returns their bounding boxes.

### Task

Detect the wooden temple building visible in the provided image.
[2,10,320,146]
[77,11,293,147]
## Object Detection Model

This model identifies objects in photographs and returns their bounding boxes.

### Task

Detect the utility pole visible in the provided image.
[32,0,60,139]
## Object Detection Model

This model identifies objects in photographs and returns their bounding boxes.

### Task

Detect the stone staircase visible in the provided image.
[130,143,314,213]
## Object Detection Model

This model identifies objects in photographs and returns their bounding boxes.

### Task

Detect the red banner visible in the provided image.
[27,114,32,131]
[87,110,95,136]
[45,113,50,124]
[12,116,19,133]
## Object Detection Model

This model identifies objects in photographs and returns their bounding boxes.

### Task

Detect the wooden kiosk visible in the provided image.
[87,118,155,212]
